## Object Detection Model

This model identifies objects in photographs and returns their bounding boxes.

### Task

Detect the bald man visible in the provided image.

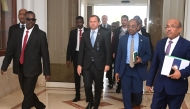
[146,19,190,109]
[8,8,27,42]
[99,15,111,32]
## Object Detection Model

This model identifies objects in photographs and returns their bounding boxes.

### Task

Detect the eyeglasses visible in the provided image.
[127,25,137,29]
[165,26,180,29]
[26,18,36,21]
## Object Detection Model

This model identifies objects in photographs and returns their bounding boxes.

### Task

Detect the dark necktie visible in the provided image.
[104,24,106,28]
[20,31,29,64]
[21,25,25,28]
[165,40,173,55]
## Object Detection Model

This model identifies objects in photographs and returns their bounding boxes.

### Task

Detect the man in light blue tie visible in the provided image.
[77,15,111,109]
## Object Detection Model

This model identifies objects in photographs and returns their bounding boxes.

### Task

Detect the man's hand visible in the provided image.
[1,70,5,75]
[77,65,82,76]
[136,56,142,64]
[146,86,152,93]
[113,53,115,59]
[45,76,50,81]
[104,65,110,72]
[115,73,120,82]
[66,61,71,67]
[168,67,181,79]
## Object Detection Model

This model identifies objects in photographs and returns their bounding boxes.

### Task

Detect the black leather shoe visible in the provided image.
[72,96,80,102]
[116,88,121,93]
[108,84,113,89]
[86,102,94,109]
[36,105,46,109]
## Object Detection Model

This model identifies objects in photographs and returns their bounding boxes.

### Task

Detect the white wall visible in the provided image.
[184,0,190,40]
[17,0,47,33]
[162,0,185,38]
[79,0,87,26]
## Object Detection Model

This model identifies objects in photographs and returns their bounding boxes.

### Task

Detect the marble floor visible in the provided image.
[0,79,190,109]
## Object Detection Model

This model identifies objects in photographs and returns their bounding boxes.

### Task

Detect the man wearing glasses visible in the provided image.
[1,11,50,109]
[115,19,151,109]
[146,19,190,109]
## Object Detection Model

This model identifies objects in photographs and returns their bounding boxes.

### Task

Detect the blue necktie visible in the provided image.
[91,31,95,47]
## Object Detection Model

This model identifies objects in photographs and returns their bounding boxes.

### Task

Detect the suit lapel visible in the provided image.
[171,36,183,55]
[18,28,25,51]
[86,30,92,48]
[26,26,37,48]
[74,29,78,44]
[94,29,101,48]
[138,34,143,53]
[160,38,167,57]
[124,34,129,56]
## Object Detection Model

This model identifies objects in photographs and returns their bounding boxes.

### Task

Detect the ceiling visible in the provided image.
[87,0,148,6]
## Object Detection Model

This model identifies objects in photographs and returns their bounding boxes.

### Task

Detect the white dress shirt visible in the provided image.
[76,27,84,51]
[21,27,34,48]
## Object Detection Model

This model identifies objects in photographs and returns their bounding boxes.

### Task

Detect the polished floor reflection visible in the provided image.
[0,79,190,109]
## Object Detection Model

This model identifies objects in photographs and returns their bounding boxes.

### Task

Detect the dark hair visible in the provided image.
[25,11,35,16]
[76,16,84,21]
[137,18,142,25]
[121,15,129,21]
[130,19,139,25]
[112,22,117,24]
[133,15,141,19]
[89,15,100,22]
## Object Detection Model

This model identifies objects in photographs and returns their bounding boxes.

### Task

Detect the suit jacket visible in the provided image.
[99,24,111,32]
[146,37,190,95]
[1,24,50,77]
[141,27,154,58]
[8,23,20,43]
[113,26,128,54]
[115,34,151,80]
[78,29,111,70]
[66,27,88,61]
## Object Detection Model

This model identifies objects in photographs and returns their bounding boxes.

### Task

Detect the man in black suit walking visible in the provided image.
[77,15,111,109]
[66,16,88,102]
[1,11,50,109]
[99,15,111,32]
[8,8,27,42]
[133,16,154,58]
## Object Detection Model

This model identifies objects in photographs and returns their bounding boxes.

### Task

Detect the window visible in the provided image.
[0,0,17,56]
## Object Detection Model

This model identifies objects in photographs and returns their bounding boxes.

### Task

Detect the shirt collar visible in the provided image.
[78,27,84,31]
[24,26,35,33]
[167,36,180,44]
[20,23,26,28]
[91,28,98,33]
[102,24,107,26]
[130,32,139,38]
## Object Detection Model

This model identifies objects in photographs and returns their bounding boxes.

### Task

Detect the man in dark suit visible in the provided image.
[146,19,190,109]
[66,16,88,102]
[77,15,111,109]
[113,15,129,93]
[134,17,154,57]
[1,11,50,109]
[8,8,27,43]
[99,15,111,32]
[115,19,151,109]
[142,18,147,32]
